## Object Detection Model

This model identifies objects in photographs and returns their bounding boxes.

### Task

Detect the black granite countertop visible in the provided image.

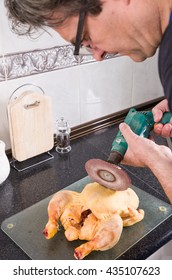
[0,123,172,260]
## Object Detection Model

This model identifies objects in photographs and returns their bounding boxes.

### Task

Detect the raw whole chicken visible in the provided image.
[43,182,144,259]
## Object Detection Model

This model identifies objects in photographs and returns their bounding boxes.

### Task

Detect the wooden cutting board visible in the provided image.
[7,91,54,161]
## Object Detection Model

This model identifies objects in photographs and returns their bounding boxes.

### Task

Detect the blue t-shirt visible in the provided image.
[158,17,172,112]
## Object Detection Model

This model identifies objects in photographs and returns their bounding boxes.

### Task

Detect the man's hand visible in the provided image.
[119,122,172,204]
[119,123,154,167]
[152,99,172,137]
[119,122,171,168]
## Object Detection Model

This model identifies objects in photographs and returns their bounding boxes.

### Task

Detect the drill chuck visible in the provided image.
[107,151,124,165]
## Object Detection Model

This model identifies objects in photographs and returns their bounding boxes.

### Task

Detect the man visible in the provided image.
[5,0,172,203]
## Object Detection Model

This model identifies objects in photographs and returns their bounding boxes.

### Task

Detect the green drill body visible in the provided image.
[108,108,172,165]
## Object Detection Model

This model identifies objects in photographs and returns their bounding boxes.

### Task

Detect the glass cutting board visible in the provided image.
[1,176,172,260]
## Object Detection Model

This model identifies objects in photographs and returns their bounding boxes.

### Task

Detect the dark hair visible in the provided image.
[5,0,102,35]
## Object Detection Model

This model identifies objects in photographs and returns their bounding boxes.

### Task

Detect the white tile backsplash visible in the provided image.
[79,57,133,123]
[0,56,6,81]
[0,20,3,55]
[37,69,81,128]
[132,51,163,105]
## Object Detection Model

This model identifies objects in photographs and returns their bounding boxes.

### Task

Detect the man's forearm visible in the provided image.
[148,156,172,204]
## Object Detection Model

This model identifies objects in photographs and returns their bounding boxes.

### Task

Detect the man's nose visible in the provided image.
[92,48,106,61]
[82,39,106,61]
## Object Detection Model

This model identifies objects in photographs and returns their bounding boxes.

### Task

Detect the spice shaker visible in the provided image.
[56,117,71,153]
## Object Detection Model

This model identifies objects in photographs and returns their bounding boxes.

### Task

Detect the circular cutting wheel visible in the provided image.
[85,159,131,191]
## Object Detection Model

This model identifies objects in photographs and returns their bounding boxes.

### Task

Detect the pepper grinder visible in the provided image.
[56,117,71,153]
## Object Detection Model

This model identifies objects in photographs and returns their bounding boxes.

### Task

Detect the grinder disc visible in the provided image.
[85,159,131,191]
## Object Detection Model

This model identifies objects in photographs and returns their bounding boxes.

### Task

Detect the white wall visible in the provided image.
[0,0,67,54]
[0,1,164,149]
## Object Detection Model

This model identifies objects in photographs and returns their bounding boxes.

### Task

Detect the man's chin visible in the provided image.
[128,49,157,62]
[128,54,148,62]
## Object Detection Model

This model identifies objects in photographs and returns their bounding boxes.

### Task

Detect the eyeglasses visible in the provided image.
[73,11,123,60]
[74,11,93,57]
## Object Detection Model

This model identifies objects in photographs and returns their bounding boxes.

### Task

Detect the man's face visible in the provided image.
[53,1,158,62]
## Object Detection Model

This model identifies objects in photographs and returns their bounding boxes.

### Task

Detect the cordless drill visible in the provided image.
[108,108,172,165]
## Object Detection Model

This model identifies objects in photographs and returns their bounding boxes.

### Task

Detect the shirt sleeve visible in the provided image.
[158,21,172,112]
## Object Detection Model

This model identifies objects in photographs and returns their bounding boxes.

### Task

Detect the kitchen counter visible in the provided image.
[0,122,172,260]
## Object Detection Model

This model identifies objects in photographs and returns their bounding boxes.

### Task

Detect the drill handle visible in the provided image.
[157,112,172,125]
[108,110,172,165]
